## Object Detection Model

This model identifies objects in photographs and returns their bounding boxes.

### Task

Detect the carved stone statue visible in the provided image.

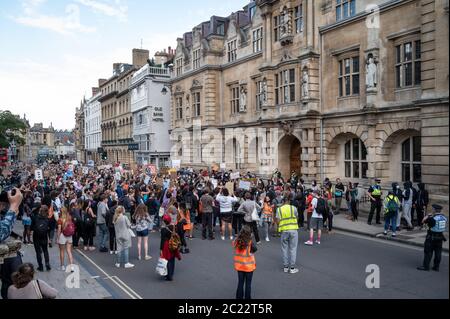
[280,7,291,38]
[261,78,268,105]
[240,86,247,112]
[366,55,377,89]
[301,69,309,98]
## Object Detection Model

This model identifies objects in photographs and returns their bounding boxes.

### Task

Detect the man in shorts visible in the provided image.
[305,190,324,246]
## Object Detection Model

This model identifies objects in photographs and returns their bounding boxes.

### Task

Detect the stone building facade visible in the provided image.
[85,90,102,163]
[169,0,448,204]
[99,49,149,167]
[30,123,56,160]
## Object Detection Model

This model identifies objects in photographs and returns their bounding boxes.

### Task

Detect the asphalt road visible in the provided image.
[75,226,449,299]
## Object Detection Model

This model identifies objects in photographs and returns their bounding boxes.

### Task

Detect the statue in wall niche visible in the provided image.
[280,7,292,38]
[239,86,247,112]
[261,78,268,105]
[301,68,309,99]
[366,54,378,89]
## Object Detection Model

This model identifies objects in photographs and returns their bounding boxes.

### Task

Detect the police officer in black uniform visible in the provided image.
[367,178,383,225]
[417,204,447,272]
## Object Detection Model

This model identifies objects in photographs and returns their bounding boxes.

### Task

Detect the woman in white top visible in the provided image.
[216,188,239,240]
[8,263,58,299]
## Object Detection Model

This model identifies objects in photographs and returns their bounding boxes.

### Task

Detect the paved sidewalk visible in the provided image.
[12,222,113,299]
[332,212,449,252]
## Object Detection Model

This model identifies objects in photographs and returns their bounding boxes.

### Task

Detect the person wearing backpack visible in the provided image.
[383,191,400,237]
[160,215,181,281]
[31,205,51,272]
[56,207,76,272]
[305,190,325,246]
[417,204,448,272]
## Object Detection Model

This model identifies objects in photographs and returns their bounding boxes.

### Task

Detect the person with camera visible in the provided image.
[0,188,24,299]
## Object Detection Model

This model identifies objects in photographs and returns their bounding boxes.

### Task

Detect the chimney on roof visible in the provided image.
[92,87,99,96]
[132,48,150,68]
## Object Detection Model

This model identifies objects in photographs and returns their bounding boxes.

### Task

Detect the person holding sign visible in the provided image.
[216,188,239,241]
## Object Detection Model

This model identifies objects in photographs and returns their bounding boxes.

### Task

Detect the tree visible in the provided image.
[0,110,27,148]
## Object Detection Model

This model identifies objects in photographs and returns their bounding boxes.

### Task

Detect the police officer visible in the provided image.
[367,178,383,225]
[417,204,447,272]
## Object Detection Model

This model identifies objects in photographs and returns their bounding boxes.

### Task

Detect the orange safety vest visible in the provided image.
[181,210,192,231]
[233,241,256,272]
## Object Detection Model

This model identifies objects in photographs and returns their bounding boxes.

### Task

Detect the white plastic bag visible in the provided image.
[251,203,260,222]
[156,258,168,276]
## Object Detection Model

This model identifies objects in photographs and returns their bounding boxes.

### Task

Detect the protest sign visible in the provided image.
[230,172,240,180]
[144,175,151,185]
[239,181,251,191]
[148,165,157,175]
[171,160,181,169]
[82,167,89,175]
[211,178,218,189]
[35,169,43,181]
[225,182,234,195]
[220,163,226,170]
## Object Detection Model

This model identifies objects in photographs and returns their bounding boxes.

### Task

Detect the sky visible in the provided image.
[0,0,246,130]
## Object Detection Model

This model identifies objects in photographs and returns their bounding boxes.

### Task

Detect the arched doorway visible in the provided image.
[278,135,301,180]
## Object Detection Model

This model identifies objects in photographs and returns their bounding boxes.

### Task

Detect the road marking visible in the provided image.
[75,250,143,299]
[335,230,449,256]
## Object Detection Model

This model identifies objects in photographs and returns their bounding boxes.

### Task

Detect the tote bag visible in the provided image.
[156,258,168,276]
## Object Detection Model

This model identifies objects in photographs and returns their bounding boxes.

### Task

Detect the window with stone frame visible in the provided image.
[193,49,201,70]
[227,40,237,62]
[230,86,240,115]
[395,40,421,88]
[176,97,183,120]
[256,80,264,111]
[274,15,281,42]
[193,92,201,117]
[216,22,225,35]
[344,138,368,179]
[294,4,304,33]
[275,69,296,105]
[253,27,263,53]
[336,0,356,21]
[176,58,183,76]
[338,56,360,97]
[401,136,422,183]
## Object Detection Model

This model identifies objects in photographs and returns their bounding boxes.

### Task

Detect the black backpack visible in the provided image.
[316,198,327,217]
[34,217,49,238]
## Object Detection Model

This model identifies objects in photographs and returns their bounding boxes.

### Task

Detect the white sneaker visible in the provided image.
[315,240,321,245]
[145,255,152,260]
[138,256,141,261]
[114,251,118,255]
[109,251,114,255]
[221,236,225,241]
[59,265,66,271]
[283,267,289,273]
[230,236,234,241]
[124,263,135,269]
[289,268,299,274]
[115,263,120,268]
[304,241,313,246]
[265,237,270,242]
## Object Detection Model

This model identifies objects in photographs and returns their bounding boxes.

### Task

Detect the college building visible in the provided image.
[168,0,449,205]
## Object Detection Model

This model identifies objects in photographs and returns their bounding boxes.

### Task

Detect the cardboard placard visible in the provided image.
[148,165,157,175]
[35,169,44,181]
[170,171,177,181]
[171,160,181,169]
[239,181,251,191]
[225,182,235,195]
[211,178,218,189]
[230,172,240,180]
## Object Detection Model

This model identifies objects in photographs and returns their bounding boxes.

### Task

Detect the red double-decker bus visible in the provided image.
[0,148,8,167]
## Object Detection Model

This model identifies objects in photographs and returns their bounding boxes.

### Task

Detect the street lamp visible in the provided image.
[161,85,169,96]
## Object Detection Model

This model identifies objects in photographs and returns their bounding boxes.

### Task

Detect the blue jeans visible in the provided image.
[236,271,253,299]
[384,212,398,232]
[98,224,108,249]
[117,248,129,266]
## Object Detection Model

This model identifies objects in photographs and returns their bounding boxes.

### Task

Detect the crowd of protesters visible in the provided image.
[0,162,435,299]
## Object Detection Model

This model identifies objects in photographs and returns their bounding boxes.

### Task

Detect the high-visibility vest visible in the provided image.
[371,185,382,197]
[234,241,256,272]
[277,205,299,232]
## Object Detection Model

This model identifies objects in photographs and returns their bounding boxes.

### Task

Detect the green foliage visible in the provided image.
[0,110,27,148]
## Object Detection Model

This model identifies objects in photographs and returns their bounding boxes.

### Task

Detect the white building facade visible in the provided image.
[130,64,172,167]
[84,92,102,163]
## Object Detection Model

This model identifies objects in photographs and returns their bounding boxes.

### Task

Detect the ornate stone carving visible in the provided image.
[239,86,247,112]
[301,67,309,99]
[366,53,378,91]
[281,121,294,136]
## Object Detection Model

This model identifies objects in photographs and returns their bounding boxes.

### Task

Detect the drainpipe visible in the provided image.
[320,117,324,183]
